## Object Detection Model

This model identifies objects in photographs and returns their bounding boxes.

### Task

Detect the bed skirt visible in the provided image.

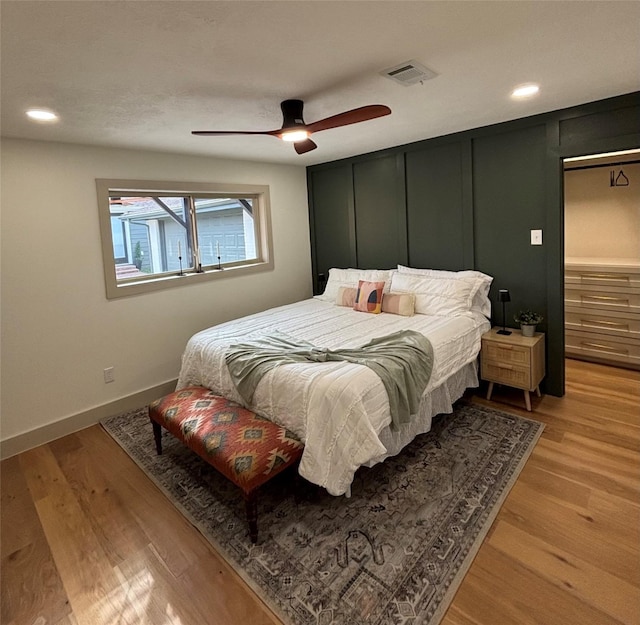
[365,359,479,467]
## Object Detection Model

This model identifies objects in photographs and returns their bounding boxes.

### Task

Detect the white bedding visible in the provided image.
[176,298,490,495]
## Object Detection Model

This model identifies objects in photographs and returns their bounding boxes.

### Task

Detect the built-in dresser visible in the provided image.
[565,258,640,369]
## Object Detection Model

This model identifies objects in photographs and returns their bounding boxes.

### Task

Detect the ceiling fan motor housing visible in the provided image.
[281,99,306,128]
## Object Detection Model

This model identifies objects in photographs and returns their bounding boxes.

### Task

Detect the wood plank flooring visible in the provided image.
[2,358,638,625]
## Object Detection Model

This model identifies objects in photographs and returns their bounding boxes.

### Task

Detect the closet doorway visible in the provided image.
[563,149,640,370]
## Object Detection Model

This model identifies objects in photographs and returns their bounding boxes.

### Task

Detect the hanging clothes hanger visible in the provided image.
[615,169,629,186]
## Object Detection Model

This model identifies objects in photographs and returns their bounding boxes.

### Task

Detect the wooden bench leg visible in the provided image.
[151,419,163,455]
[245,491,258,544]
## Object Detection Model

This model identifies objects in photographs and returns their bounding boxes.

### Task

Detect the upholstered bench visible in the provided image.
[148,386,304,544]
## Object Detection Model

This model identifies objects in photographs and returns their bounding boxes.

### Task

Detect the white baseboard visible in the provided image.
[1,379,178,460]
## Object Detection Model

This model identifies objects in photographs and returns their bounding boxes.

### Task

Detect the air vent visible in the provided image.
[381,60,437,86]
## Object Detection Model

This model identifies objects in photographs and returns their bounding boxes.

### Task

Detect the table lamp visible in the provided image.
[497,289,512,335]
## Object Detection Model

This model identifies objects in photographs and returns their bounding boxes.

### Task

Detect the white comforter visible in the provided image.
[176,298,490,495]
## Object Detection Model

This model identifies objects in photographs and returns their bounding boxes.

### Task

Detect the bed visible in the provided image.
[176,266,492,496]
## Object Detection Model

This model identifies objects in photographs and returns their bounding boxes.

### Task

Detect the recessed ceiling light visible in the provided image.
[511,84,540,99]
[26,109,59,122]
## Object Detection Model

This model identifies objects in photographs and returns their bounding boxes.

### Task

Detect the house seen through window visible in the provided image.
[110,196,256,279]
[97,180,272,299]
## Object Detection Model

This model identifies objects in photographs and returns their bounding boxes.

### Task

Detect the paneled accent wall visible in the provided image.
[405,142,470,270]
[307,165,355,274]
[472,125,548,311]
[307,92,640,396]
[353,154,407,269]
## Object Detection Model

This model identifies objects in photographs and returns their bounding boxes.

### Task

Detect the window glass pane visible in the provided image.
[194,197,256,267]
[110,216,127,261]
[109,196,191,280]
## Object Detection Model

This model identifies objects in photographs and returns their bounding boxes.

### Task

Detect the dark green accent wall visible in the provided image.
[307,164,355,287]
[307,92,640,396]
[473,125,547,307]
[406,142,466,269]
[353,154,407,269]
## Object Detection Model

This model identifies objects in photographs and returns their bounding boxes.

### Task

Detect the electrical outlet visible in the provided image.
[530,229,543,245]
[103,367,115,383]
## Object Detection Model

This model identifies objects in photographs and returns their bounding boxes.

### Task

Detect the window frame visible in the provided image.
[96,179,273,299]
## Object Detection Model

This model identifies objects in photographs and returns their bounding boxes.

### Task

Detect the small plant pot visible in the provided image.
[520,324,536,337]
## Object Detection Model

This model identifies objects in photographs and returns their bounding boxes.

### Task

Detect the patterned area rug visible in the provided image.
[102,402,543,625]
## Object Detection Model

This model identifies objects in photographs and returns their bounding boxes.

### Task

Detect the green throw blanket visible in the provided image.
[225,329,434,430]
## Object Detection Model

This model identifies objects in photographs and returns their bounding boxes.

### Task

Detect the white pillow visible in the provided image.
[390,271,477,316]
[317,268,394,302]
[397,265,493,317]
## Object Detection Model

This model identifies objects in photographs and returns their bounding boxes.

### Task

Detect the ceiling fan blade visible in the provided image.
[306,105,391,134]
[192,129,280,137]
[191,101,390,152]
[294,138,317,155]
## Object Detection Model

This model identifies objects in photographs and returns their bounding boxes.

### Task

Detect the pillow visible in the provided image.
[317,268,394,302]
[353,280,385,314]
[390,272,476,316]
[381,292,415,316]
[336,286,357,307]
[337,287,414,316]
[397,265,493,317]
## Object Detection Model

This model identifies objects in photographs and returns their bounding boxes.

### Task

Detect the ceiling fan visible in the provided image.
[192,99,391,154]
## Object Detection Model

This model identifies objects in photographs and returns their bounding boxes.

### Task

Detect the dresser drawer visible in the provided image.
[481,361,532,390]
[566,329,640,367]
[565,308,640,340]
[481,341,530,367]
[565,286,640,314]
[565,268,640,289]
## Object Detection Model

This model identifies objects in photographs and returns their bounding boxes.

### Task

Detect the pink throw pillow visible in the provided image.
[353,280,385,314]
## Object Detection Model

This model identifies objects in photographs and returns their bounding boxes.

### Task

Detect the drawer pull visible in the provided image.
[581,295,629,304]
[581,341,629,355]
[580,273,630,281]
[497,364,514,371]
[581,318,629,329]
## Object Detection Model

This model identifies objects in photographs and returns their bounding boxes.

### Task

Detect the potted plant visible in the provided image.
[514,310,543,337]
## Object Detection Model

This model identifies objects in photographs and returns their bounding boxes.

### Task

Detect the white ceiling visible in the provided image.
[2,1,639,166]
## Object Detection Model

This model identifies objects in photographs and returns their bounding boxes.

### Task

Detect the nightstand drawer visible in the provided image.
[481,361,531,390]
[481,341,531,367]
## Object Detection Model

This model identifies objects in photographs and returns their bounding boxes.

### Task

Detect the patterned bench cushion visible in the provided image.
[149,386,303,494]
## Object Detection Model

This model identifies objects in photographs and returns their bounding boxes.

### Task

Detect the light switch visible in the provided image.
[530,229,543,245]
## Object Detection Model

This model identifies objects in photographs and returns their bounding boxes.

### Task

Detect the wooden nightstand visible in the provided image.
[481,327,545,411]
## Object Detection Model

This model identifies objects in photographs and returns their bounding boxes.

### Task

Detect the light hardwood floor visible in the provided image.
[2,359,639,625]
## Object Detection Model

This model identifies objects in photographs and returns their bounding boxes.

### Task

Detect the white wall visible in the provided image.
[0,138,311,444]
[565,163,640,260]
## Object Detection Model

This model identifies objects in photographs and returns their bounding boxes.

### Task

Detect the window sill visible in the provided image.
[107,259,274,299]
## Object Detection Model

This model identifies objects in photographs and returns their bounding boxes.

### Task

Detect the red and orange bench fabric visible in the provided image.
[148,386,304,544]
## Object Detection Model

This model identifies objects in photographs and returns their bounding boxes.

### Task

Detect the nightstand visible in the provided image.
[481,327,545,411]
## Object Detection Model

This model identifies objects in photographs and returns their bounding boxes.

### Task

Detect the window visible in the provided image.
[96,179,273,299]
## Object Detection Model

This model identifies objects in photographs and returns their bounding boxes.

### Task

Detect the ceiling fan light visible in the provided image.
[281,129,309,142]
